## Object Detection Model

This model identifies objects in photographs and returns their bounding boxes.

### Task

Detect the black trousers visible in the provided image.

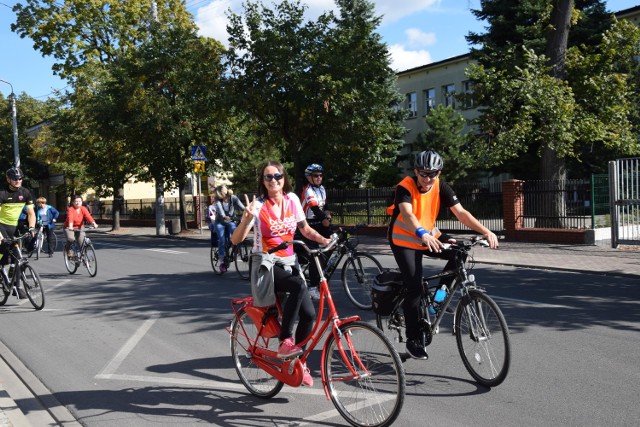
[273,264,316,345]
[389,242,456,341]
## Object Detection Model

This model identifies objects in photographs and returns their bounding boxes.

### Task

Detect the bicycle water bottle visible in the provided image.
[428,285,448,315]
[8,264,15,280]
[326,254,338,270]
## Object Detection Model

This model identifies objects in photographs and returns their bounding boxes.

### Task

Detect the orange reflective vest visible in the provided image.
[387,176,442,249]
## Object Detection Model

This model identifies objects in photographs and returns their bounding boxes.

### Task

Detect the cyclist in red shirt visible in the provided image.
[64,195,98,257]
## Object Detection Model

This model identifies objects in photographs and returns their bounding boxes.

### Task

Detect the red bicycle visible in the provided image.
[227,235,405,427]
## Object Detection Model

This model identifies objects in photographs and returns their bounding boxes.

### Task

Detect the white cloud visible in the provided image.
[388,44,432,72]
[373,0,440,24]
[194,0,240,47]
[405,28,436,47]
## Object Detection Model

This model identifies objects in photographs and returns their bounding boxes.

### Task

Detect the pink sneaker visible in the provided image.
[277,338,303,359]
[301,363,313,387]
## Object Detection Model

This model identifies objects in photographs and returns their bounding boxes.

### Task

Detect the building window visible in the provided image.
[442,84,455,108]
[462,80,474,109]
[423,88,435,115]
[406,92,417,118]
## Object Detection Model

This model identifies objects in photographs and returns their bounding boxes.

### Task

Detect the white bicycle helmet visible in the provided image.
[414,150,443,171]
[305,163,324,176]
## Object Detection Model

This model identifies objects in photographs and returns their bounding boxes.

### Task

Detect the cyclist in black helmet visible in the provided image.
[0,167,36,298]
[387,149,498,360]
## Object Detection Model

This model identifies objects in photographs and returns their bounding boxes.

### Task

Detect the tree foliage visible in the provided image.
[415,105,474,184]
[466,0,640,178]
[226,0,404,190]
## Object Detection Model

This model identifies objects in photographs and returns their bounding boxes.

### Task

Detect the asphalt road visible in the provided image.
[1,231,639,426]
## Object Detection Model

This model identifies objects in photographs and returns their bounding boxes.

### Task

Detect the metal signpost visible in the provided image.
[191,146,207,234]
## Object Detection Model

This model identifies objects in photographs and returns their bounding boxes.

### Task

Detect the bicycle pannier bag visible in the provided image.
[371,270,404,316]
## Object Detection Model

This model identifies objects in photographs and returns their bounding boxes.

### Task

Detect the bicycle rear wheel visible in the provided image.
[234,240,251,280]
[341,252,383,310]
[84,244,98,277]
[64,243,79,274]
[47,231,58,253]
[455,289,510,387]
[323,321,405,427]
[21,264,45,310]
[230,307,284,398]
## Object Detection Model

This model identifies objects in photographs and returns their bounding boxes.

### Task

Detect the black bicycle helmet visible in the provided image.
[6,167,24,181]
[305,163,324,176]
[414,150,443,171]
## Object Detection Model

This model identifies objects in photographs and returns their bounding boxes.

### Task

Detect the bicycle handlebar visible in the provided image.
[267,233,340,255]
[441,236,490,251]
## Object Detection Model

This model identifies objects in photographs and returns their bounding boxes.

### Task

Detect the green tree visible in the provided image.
[226,0,404,190]
[91,24,228,230]
[465,0,637,178]
[415,105,474,184]
[0,92,55,188]
[12,0,198,230]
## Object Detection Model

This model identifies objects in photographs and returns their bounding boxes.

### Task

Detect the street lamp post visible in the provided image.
[0,79,20,168]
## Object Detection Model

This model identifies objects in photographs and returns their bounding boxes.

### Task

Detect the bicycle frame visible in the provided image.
[228,238,367,400]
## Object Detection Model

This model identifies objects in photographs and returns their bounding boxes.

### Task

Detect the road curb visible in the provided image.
[0,340,81,426]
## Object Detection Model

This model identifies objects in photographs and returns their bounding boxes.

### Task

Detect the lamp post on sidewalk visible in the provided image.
[0,80,20,168]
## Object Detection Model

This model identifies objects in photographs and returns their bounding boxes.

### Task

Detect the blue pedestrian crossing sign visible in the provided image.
[191,145,207,161]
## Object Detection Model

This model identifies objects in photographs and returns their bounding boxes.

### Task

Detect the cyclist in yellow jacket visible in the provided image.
[387,150,498,359]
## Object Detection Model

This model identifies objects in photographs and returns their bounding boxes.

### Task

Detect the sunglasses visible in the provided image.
[263,173,284,182]
[10,177,23,181]
[416,170,439,179]
[311,173,323,178]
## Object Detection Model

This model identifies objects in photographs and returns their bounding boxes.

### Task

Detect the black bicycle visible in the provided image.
[374,237,511,387]
[210,224,252,279]
[0,233,45,310]
[299,227,383,310]
[64,228,97,277]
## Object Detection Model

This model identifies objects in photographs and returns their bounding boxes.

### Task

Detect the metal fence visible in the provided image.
[327,181,504,233]
[93,197,195,221]
[92,178,606,234]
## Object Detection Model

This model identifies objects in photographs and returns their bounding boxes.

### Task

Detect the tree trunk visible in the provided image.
[112,187,124,231]
[179,182,187,231]
[536,0,573,228]
[155,177,166,236]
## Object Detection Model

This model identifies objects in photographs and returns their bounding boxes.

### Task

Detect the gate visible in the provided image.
[609,158,640,247]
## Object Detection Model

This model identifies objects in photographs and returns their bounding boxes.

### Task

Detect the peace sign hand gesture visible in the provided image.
[242,194,256,223]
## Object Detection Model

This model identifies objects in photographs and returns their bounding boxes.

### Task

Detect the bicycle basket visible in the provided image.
[371,270,404,316]
[244,305,281,338]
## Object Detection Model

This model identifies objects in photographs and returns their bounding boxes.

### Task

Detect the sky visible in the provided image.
[1,0,639,99]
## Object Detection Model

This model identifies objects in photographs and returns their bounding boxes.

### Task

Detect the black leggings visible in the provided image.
[390,242,456,341]
[273,265,316,345]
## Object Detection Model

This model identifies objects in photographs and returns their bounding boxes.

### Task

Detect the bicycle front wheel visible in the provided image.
[323,321,405,427]
[64,243,79,274]
[234,240,251,280]
[341,253,383,310]
[84,244,98,277]
[35,233,43,260]
[230,307,284,398]
[21,264,45,310]
[455,289,511,387]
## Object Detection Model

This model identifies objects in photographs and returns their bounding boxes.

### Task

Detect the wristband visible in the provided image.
[415,227,429,238]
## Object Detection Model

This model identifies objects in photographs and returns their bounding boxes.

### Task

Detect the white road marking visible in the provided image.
[97,312,160,378]
[88,241,188,254]
[490,295,574,309]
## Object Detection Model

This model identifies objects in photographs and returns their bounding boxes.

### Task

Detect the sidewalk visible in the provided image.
[105,226,640,277]
[2,226,638,426]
